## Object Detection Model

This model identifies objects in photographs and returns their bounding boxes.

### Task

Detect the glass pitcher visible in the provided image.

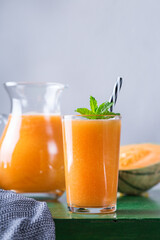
[0,82,66,200]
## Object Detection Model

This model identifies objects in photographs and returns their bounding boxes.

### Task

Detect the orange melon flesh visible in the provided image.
[119,144,160,170]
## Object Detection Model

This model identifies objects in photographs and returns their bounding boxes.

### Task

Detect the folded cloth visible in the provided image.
[0,189,55,240]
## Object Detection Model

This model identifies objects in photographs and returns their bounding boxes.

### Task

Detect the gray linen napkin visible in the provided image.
[0,189,55,240]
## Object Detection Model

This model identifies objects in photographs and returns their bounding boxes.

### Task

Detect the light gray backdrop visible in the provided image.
[0,0,160,145]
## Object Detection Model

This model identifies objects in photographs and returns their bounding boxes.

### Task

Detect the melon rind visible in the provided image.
[118,162,160,195]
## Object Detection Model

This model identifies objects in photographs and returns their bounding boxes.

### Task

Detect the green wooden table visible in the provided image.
[48,189,160,240]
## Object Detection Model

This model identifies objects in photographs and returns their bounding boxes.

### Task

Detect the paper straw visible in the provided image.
[109,77,123,112]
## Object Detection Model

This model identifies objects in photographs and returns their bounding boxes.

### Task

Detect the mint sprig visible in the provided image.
[75,96,120,119]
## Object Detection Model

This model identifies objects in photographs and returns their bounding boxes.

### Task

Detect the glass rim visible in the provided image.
[4,81,68,89]
[63,114,121,120]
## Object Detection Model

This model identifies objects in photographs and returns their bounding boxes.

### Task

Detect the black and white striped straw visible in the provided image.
[109,77,123,112]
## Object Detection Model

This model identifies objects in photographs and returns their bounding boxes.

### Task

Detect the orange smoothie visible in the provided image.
[63,117,121,208]
[0,114,65,196]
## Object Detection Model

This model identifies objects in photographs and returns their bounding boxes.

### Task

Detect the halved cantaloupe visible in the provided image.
[118,144,160,195]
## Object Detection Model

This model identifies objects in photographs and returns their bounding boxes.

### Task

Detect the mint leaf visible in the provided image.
[75,108,94,115]
[75,108,97,119]
[90,96,98,113]
[102,111,120,116]
[97,102,113,114]
[75,97,120,119]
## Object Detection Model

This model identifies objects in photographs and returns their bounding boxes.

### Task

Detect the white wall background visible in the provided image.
[0,0,160,145]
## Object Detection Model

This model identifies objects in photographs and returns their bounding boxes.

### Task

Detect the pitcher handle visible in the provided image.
[0,114,8,126]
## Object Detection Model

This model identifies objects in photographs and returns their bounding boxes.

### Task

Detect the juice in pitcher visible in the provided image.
[0,114,65,197]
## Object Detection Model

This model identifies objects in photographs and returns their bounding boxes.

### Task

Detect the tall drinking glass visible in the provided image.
[63,115,121,213]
